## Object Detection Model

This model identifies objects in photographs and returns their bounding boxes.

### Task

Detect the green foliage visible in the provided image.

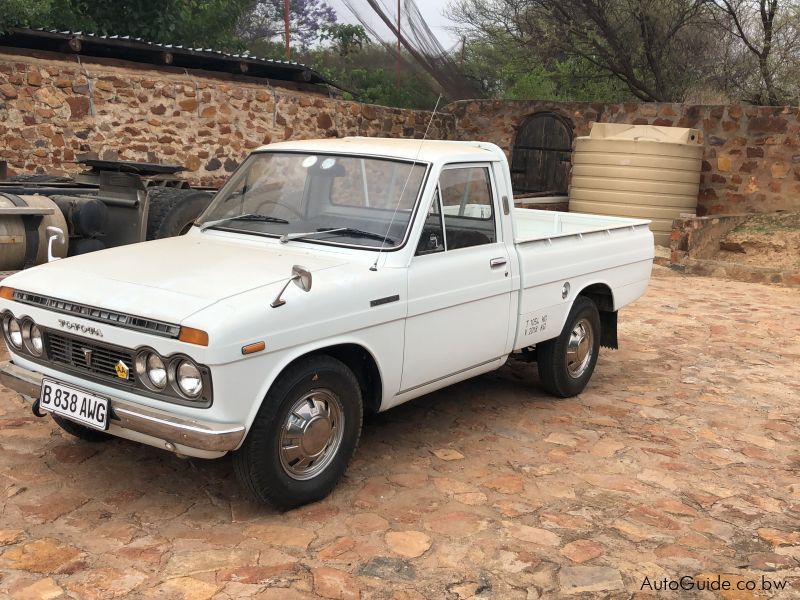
[504,57,629,102]
[2,0,257,49]
[1,0,443,109]
[450,0,717,102]
[245,38,288,60]
[320,23,370,57]
[459,31,628,102]
[0,0,53,31]
[304,45,442,110]
[343,66,439,109]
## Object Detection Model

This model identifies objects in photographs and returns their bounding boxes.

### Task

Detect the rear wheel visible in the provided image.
[537,296,601,398]
[146,187,214,240]
[52,414,111,442]
[233,356,363,510]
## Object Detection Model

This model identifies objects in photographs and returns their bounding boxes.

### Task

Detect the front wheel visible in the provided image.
[233,356,363,510]
[536,296,601,398]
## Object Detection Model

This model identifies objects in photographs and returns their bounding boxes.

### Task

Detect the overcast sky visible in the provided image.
[326,0,460,49]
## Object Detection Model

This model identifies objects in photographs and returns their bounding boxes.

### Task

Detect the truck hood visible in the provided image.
[4,235,349,323]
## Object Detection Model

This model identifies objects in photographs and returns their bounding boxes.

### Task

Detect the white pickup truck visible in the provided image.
[0,138,653,509]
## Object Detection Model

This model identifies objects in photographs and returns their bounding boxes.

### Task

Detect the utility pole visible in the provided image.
[396,0,401,87]
[284,0,291,60]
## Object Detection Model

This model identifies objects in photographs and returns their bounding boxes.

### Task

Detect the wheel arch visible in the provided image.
[265,342,384,416]
[577,282,614,311]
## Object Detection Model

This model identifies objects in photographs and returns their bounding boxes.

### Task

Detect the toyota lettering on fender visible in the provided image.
[0,137,653,510]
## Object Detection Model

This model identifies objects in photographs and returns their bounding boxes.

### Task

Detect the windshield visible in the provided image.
[196,151,428,249]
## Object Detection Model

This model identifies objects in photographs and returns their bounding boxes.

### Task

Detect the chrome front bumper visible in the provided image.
[0,360,245,455]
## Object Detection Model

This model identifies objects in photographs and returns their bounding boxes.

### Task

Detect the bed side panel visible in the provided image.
[513,224,653,349]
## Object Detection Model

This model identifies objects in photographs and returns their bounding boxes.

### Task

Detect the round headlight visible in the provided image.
[136,351,167,390]
[30,324,43,355]
[22,321,43,356]
[175,360,203,398]
[146,353,167,389]
[5,316,22,349]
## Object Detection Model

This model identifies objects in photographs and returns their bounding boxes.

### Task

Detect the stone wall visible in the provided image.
[668,215,799,286]
[669,214,749,262]
[3,49,798,217]
[0,51,454,187]
[449,100,800,216]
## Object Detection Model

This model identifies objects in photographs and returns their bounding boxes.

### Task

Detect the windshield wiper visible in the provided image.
[199,213,290,232]
[280,227,396,246]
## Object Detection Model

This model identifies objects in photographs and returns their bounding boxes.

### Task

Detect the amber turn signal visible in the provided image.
[178,326,209,346]
[241,341,266,355]
[0,286,15,300]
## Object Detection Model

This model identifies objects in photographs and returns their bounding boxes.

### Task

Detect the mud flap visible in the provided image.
[600,310,618,349]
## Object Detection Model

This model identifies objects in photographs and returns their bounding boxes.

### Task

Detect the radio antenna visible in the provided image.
[371,93,442,272]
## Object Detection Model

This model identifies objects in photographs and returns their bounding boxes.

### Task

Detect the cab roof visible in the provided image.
[256,137,505,164]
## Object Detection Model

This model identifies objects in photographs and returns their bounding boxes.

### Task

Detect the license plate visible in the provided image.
[39,379,109,431]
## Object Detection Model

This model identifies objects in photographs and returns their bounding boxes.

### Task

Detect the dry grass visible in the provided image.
[716,212,800,270]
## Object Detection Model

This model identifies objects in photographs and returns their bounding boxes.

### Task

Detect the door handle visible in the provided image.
[490,257,507,268]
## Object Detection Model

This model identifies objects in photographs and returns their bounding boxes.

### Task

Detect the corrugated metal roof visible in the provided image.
[0,27,340,90]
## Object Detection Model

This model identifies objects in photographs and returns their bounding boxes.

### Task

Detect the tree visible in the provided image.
[456,31,629,101]
[300,39,441,109]
[3,0,257,49]
[450,0,711,102]
[709,0,800,104]
[0,0,52,32]
[237,0,337,51]
[321,23,370,57]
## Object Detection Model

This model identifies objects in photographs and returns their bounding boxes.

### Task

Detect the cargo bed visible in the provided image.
[512,207,651,243]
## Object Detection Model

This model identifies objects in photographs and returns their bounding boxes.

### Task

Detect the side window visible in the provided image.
[439,167,496,250]
[415,189,445,255]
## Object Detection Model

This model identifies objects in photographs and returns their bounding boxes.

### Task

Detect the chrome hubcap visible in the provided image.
[566,318,594,378]
[279,389,344,480]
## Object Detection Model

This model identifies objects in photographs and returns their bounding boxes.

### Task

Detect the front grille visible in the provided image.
[46,331,136,384]
[13,290,181,338]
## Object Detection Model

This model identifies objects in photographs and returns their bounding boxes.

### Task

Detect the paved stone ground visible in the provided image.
[0,266,798,600]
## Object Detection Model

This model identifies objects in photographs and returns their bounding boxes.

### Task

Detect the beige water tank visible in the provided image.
[569,123,702,246]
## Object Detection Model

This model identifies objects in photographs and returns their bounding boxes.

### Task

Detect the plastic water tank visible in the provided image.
[569,123,702,246]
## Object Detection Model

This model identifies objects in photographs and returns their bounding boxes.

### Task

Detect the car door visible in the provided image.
[401,163,513,392]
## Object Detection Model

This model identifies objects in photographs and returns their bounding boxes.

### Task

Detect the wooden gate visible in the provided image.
[510,112,573,195]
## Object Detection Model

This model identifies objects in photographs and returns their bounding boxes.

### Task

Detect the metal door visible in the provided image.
[401,165,512,393]
[510,112,573,194]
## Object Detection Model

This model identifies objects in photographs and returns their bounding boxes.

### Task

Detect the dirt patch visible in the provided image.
[715,212,800,270]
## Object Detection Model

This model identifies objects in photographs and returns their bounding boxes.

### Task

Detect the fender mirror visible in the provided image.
[291,265,312,292]
[46,226,65,262]
[271,264,312,308]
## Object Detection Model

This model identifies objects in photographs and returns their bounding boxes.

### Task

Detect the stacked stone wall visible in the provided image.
[3,49,798,217]
[449,100,800,215]
[0,51,455,187]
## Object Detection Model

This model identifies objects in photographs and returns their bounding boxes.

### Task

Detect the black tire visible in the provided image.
[234,355,363,510]
[537,296,601,398]
[145,187,214,240]
[52,414,112,442]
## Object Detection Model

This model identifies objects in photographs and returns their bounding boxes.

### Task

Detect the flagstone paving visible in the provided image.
[0,265,798,599]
